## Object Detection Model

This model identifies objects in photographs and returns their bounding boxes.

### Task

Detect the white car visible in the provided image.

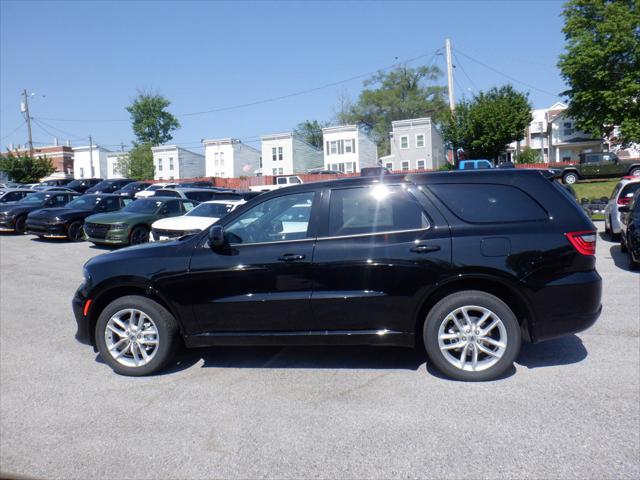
[135,182,179,199]
[604,177,640,239]
[150,199,245,241]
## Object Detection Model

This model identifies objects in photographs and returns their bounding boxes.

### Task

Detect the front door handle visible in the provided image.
[278,253,306,262]
[410,244,441,253]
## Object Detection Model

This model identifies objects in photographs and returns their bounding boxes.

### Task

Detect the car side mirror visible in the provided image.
[208,225,225,248]
[618,205,630,213]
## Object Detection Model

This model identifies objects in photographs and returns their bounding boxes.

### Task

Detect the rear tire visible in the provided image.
[629,167,640,177]
[95,295,179,376]
[14,215,26,234]
[563,172,578,184]
[423,290,521,381]
[67,221,83,242]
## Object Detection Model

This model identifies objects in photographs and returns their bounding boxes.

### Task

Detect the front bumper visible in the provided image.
[26,222,68,238]
[528,270,602,342]
[84,229,130,245]
[72,287,93,345]
[0,218,16,231]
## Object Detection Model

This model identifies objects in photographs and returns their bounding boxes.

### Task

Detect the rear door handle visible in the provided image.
[410,244,441,253]
[278,253,306,262]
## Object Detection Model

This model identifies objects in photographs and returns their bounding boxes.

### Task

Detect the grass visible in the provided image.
[571,179,618,201]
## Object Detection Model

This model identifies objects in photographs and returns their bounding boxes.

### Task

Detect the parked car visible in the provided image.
[237,191,263,201]
[40,186,78,193]
[153,187,243,203]
[249,175,303,192]
[32,178,73,190]
[0,188,35,204]
[85,178,135,194]
[112,181,152,198]
[604,177,640,240]
[178,181,215,188]
[26,194,131,241]
[66,178,104,194]
[560,152,640,184]
[619,191,640,269]
[83,197,197,246]
[360,167,390,177]
[73,169,601,380]
[135,183,179,199]
[459,159,494,170]
[150,199,245,242]
[0,191,78,233]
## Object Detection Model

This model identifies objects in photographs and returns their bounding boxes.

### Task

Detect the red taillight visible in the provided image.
[618,196,632,206]
[565,230,597,256]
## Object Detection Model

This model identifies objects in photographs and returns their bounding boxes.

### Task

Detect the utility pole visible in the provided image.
[89,135,94,177]
[21,89,34,155]
[445,38,455,113]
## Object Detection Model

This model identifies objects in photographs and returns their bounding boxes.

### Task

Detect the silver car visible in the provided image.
[604,177,640,239]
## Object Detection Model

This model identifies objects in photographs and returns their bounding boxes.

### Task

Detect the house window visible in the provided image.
[272,168,278,175]
[272,147,277,161]
[278,168,283,175]
[385,162,393,171]
[345,162,355,173]
[400,136,409,149]
[79,167,84,178]
[278,147,283,161]
[219,152,224,167]
[416,134,425,148]
[158,159,163,171]
[169,157,174,170]
[345,139,355,154]
[330,141,338,155]
[401,161,410,171]
[416,159,426,170]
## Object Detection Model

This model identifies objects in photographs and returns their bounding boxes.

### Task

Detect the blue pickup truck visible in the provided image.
[459,159,494,170]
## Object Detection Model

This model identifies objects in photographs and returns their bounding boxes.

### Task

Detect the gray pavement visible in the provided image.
[0,223,638,479]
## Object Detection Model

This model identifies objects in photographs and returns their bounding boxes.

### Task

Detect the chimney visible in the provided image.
[54,137,59,146]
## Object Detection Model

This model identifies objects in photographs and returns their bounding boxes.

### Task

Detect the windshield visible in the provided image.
[120,182,141,191]
[65,195,101,210]
[92,180,118,189]
[186,202,235,218]
[123,199,162,214]
[17,193,47,205]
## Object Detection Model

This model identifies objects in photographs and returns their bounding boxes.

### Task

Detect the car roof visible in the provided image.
[202,199,245,205]
[160,187,219,192]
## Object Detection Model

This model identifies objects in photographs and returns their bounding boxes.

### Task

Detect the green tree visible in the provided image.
[558,0,640,144]
[126,91,180,146]
[0,152,55,183]
[338,65,448,154]
[515,146,542,164]
[116,143,154,180]
[442,85,532,161]
[293,120,330,149]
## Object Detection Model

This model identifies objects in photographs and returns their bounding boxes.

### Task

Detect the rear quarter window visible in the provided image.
[428,183,548,223]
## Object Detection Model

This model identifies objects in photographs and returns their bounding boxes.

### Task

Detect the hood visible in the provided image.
[151,215,219,231]
[28,207,93,221]
[0,203,44,216]
[85,211,157,225]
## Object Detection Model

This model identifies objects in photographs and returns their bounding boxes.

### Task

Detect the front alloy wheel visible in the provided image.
[105,308,160,368]
[563,172,578,184]
[424,290,521,381]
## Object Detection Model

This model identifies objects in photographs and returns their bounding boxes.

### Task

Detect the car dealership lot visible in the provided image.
[1,226,638,479]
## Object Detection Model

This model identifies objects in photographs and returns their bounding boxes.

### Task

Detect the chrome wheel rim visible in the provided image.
[565,175,576,184]
[437,305,507,372]
[104,308,159,367]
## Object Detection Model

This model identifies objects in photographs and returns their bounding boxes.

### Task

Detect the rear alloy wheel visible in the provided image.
[14,215,26,234]
[629,167,640,177]
[563,172,578,184]
[130,225,149,245]
[424,291,521,381]
[95,295,178,376]
[67,221,83,242]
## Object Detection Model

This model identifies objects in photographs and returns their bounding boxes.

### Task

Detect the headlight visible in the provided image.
[80,267,91,288]
[50,217,66,224]
[110,223,129,230]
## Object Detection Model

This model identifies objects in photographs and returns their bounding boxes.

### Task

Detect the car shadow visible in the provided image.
[29,236,69,244]
[516,335,587,369]
[609,244,639,273]
[89,244,122,251]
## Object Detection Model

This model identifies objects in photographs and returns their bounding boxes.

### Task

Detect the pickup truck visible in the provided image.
[561,152,640,184]
[249,175,303,192]
[459,159,494,170]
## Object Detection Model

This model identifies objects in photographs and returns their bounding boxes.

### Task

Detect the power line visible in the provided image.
[455,49,561,98]
[36,49,442,123]
[1,120,26,141]
[452,51,479,93]
[32,117,87,141]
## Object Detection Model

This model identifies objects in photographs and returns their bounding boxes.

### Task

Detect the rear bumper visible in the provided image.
[528,271,602,342]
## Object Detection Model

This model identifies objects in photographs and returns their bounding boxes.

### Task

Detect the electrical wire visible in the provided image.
[1,120,26,141]
[452,51,480,93]
[36,49,443,123]
[32,117,87,141]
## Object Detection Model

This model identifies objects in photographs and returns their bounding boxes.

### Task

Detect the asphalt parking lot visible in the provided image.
[1,223,638,479]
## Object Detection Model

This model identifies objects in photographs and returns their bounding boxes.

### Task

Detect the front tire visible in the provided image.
[14,215,26,234]
[563,172,578,185]
[95,295,179,376]
[423,290,521,381]
[67,221,83,242]
[130,225,149,245]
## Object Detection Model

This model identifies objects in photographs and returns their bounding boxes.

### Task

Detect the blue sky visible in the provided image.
[1,0,568,153]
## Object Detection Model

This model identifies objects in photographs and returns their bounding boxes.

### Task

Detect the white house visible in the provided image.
[260,132,323,176]
[151,145,205,181]
[106,152,128,179]
[72,145,112,179]
[202,138,261,178]
[322,124,378,173]
[381,117,446,171]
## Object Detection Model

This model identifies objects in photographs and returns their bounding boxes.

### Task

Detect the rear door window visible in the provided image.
[185,191,213,202]
[328,185,429,237]
[620,183,640,201]
[428,183,548,223]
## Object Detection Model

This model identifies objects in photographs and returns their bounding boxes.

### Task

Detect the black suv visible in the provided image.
[85,179,135,194]
[73,170,602,380]
[66,178,103,194]
[26,194,130,241]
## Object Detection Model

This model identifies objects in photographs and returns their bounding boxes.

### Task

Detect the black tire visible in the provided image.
[67,221,84,242]
[14,215,26,234]
[620,237,628,253]
[629,252,639,270]
[423,290,521,381]
[130,225,149,245]
[95,295,179,376]
[562,172,579,185]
